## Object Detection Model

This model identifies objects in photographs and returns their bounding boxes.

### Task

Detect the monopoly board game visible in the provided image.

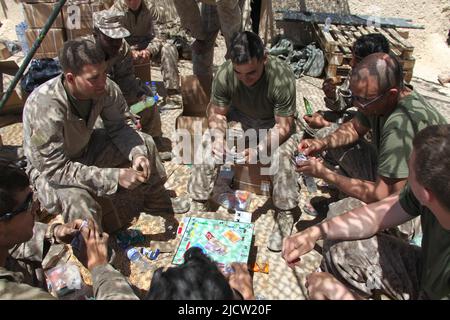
[172,217,254,266]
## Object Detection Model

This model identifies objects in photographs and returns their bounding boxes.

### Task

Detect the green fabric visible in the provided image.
[356,90,447,179]
[64,86,93,123]
[399,185,450,300]
[211,56,296,120]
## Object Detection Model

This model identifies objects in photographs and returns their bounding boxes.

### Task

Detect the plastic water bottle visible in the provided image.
[126,247,151,274]
[15,21,29,55]
[130,96,156,115]
[145,81,159,103]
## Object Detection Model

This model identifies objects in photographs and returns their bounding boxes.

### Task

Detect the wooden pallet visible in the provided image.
[313,23,416,82]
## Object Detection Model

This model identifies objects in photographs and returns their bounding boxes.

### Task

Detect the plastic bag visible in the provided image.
[20,58,62,94]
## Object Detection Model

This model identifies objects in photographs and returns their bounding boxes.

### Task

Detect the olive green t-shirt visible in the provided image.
[399,185,450,300]
[356,91,447,179]
[211,56,296,120]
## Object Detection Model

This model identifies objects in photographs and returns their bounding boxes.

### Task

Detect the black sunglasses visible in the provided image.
[0,192,34,221]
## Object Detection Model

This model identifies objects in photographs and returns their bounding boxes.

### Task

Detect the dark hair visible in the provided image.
[229,31,265,64]
[0,163,30,216]
[353,33,390,59]
[59,39,105,74]
[146,247,234,300]
[413,124,450,211]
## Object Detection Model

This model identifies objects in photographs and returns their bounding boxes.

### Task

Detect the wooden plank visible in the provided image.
[326,64,337,78]
[358,26,369,35]
[385,28,414,49]
[401,58,416,70]
[390,47,402,57]
[325,52,344,65]
[375,27,405,52]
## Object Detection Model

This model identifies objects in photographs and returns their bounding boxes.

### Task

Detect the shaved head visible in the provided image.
[351,53,403,95]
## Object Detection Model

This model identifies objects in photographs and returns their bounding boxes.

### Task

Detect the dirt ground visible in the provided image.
[0,0,449,300]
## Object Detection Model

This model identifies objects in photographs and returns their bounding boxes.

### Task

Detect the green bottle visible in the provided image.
[303,97,313,116]
[130,96,155,115]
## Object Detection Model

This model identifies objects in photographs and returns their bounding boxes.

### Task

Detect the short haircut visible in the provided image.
[146,247,234,300]
[229,31,265,64]
[58,39,105,74]
[0,163,30,216]
[413,124,450,211]
[353,33,390,59]
[352,52,404,92]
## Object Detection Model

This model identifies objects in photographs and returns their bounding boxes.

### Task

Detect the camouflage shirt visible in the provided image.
[23,75,148,197]
[0,222,138,300]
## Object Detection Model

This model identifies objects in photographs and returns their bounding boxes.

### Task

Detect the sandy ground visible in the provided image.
[0,0,449,300]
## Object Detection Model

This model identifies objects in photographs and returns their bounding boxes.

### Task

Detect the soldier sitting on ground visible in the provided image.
[0,163,138,299]
[112,0,183,95]
[88,10,171,160]
[188,31,301,253]
[296,53,447,242]
[283,124,450,300]
[22,39,189,233]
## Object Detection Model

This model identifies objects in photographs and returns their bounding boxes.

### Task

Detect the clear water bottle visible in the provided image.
[145,81,159,103]
[126,247,151,274]
[15,21,29,55]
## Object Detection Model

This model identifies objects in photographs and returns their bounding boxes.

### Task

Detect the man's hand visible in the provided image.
[78,219,109,271]
[296,157,327,179]
[243,148,258,164]
[303,113,331,129]
[322,78,338,100]
[306,272,357,300]
[227,263,255,300]
[140,49,151,61]
[131,49,141,63]
[298,138,328,156]
[118,168,147,189]
[132,155,151,180]
[282,226,322,269]
[53,219,85,244]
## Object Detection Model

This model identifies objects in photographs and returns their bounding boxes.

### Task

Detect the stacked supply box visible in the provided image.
[22,0,104,58]
[22,0,64,58]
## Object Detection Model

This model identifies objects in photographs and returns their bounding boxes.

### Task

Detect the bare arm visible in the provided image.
[324,117,369,149]
[207,102,229,135]
[259,115,293,154]
[319,170,407,203]
[282,194,415,265]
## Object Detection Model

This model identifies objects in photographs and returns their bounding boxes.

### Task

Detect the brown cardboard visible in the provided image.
[26,28,65,58]
[0,43,11,60]
[233,163,272,195]
[174,115,208,164]
[181,75,212,117]
[23,3,64,28]
[63,1,103,30]
[65,27,92,40]
[0,90,24,116]
[134,62,152,83]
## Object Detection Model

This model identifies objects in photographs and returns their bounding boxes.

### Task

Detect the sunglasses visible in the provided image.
[351,89,392,110]
[0,192,34,221]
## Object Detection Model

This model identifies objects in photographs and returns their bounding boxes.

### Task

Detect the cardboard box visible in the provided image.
[0,90,24,116]
[174,115,208,164]
[181,75,211,117]
[0,43,11,60]
[26,28,65,58]
[133,62,152,83]
[233,163,272,196]
[23,2,64,28]
[63,1,103,30]
[65,27,92,40]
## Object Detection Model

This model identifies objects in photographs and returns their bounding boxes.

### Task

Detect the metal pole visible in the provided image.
[0,0,68,111]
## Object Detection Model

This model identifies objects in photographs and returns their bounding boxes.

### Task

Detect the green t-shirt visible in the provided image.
[356,91,447,179]
[399,185,450,300]
[211,56,296,120]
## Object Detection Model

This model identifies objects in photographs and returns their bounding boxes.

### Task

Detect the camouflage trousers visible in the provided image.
[152,42,180,91]
[316,125,421,241]
[322,233,423,300]
[30,130,171,232]
[173,0,242,48]
[188,109,302,211]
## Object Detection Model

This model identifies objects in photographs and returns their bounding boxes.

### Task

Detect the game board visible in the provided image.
[172,217,254,266]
